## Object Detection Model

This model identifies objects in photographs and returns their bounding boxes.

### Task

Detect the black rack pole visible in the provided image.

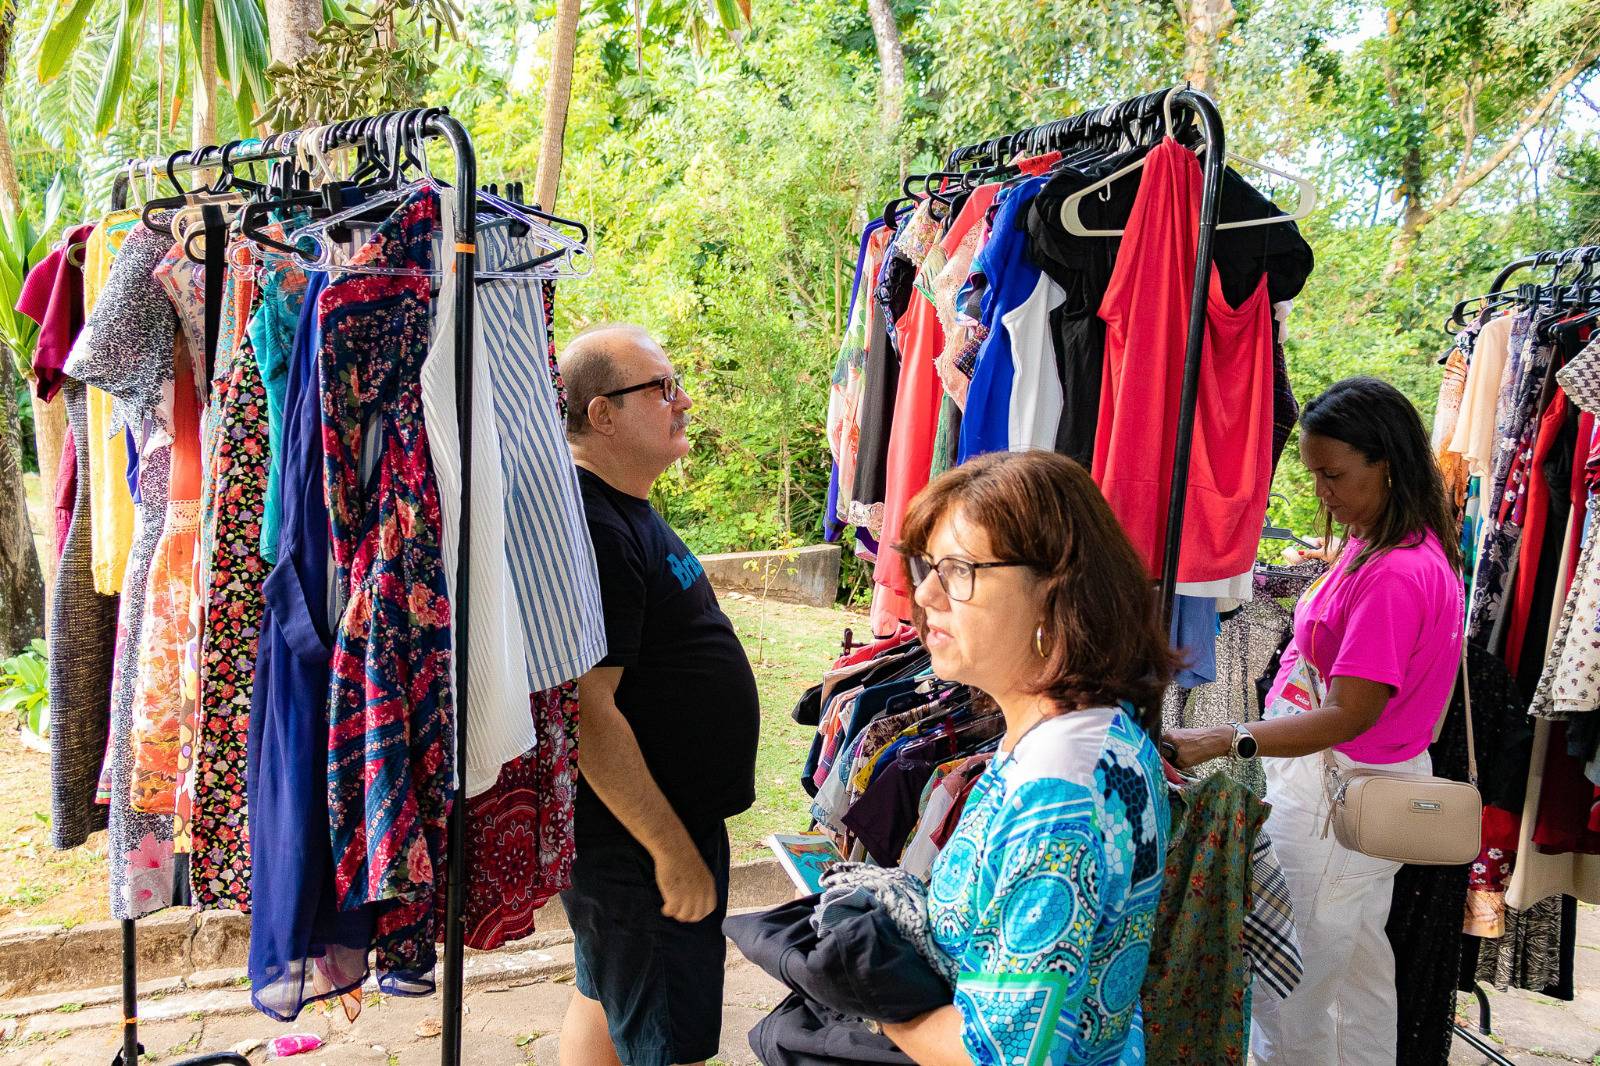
[117,919,139,1066]
[433,110,478,1066]
[1453,982,1517,1066]
[105,108,479,1066]
[1154,90,1226,639]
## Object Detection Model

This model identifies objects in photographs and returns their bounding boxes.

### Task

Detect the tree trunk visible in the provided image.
[0,4,22,211]
[194,0,218,145]
[1384,185,1427,280]
[265,0,324,65]
[1376,4,1426,281]
[866,0,905,129]
[0,0,43,654]
[1382,38,1600,280]
[1179,0,1234,96]
[0,343,44,657]
[534,0,581,214]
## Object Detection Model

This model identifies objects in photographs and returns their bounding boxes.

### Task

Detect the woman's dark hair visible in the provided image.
[897,451,1179,718]
[1300,376,1463,573]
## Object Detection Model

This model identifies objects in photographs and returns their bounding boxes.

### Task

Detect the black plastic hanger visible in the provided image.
[139,148,207,235]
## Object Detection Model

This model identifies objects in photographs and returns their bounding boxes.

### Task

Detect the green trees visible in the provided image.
[3,0,1598,581]
[1307,0,1600,278]
[35,0,269,135]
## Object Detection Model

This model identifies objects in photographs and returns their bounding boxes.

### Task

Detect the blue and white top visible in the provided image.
[927,708,1169,1066]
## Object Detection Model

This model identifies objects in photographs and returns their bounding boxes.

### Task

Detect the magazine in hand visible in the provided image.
[765,832,843,895]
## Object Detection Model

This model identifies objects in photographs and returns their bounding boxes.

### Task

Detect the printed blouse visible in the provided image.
[927,709,1169,1066]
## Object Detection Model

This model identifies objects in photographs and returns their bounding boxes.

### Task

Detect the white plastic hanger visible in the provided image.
[1058,87,1318,237]
[238,114,591,280]
[474,188,593,281]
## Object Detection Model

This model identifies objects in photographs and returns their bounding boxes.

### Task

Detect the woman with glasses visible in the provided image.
[879,450,1176,1066]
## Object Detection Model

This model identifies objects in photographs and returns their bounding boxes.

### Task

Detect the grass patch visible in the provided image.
[720,594,862,862]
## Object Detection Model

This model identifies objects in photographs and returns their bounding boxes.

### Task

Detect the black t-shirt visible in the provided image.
[576,467,760,841]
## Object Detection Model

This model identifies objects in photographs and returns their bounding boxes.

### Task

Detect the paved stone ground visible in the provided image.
[1,906,1595,1065]
[0,940,788,1066]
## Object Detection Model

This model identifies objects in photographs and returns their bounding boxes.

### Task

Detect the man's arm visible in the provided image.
[577,666,718,922]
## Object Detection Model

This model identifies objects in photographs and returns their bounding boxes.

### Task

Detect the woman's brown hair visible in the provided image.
[897,451,1178,721]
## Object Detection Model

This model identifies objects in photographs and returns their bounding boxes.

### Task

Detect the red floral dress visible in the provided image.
[321,189,454,987]
[190,247,266,911]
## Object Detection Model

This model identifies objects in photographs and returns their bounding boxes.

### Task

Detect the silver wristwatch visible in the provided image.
[1229,723,1259,760]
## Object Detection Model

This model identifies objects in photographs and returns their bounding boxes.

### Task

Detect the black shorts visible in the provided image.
[561,820,731,1066]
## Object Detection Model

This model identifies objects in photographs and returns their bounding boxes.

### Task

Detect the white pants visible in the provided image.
[1250,748,1430,1066]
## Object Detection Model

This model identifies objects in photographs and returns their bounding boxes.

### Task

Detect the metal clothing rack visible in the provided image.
[1444,248,1598,1066]
[1454,982,1516,1066]
[105,106,482,1066]
[947,84,1228,738]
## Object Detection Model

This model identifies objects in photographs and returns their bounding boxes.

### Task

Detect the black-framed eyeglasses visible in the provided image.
[602,373,684,404]
[906,553,1037,602]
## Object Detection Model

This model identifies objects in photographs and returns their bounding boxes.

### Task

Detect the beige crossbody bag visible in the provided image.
[1313,641,1482,866]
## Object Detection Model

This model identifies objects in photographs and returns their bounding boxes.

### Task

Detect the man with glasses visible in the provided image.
[555,324,760,1066]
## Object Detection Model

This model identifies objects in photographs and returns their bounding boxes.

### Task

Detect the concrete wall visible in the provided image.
[700,544,840,608]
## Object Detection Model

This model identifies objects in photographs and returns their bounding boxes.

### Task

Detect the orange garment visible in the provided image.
[129,335,203,814]
[872,202,954,602]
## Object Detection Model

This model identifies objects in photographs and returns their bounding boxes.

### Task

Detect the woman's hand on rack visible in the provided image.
[1281,536,1339,564]
[1165,677,1392,767]
[1159,727,1232,769]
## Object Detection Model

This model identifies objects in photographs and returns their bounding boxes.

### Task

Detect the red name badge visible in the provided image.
[1280,680,1314,713]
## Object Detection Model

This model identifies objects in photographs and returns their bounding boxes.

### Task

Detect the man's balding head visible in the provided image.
[559,323,663,438]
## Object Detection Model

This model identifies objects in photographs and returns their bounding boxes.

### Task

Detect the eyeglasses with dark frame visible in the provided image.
[906,553,1038,602]
[601,373,685,404]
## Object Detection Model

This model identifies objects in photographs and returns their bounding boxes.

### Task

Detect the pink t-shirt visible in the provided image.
[1266,531,1464,764]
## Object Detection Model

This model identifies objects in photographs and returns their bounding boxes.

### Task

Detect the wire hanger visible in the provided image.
[1259,492,1318,550]
[286,113,443,277]
[1058,87,1317,237]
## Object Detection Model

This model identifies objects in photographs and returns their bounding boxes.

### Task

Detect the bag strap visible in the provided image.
[1461,638,1478,788]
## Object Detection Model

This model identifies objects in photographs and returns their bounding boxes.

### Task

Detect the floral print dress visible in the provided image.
[1533,336,1600,717]
[154,247,209,858]
[320,188,454,987]
[190,243,267,911]
[64,222,180,920]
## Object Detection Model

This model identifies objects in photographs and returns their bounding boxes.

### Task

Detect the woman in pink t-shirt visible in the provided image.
[1167,377,1464,1066]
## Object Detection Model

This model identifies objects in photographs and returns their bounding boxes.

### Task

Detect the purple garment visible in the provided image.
[124,427,140,504]
[824,463,842,543]
[841,749,947,865]
[248,270,374,1021]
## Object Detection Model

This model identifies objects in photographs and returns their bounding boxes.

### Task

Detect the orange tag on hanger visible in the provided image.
[454,242,476,255]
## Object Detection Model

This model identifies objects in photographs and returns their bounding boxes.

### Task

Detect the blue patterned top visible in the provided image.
[927,709,1170,1066]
